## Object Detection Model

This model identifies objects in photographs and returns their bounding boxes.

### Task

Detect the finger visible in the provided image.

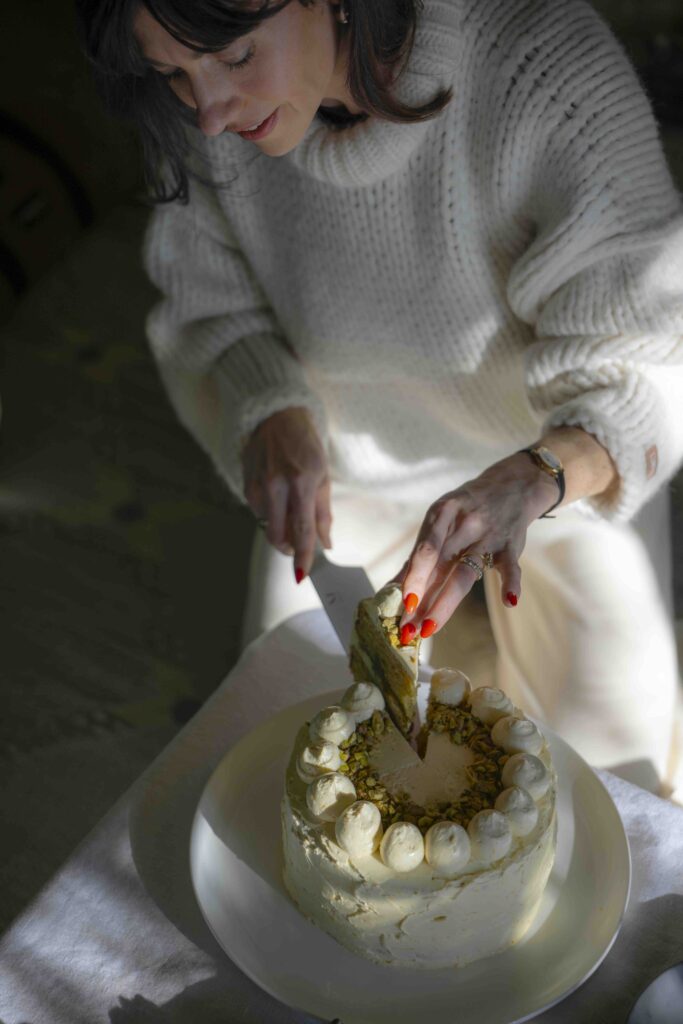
[401,501,460,612]
[401,544,458,627]
[315,477,333,550]
[418,559,482,637]
[265,475,293,556]
[288,477,319,580]
[440,512,487,564]
[400,515,483,627]
[244,477,266,521]
[416,541,483,627]
[496,547,522,607]
[385,560,409,588]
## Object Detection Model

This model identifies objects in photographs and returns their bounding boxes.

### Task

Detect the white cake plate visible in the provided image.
[190,689,631,1024]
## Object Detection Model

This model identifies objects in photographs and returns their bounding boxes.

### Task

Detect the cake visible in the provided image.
[281,590,558,969]
[349,584,421,736]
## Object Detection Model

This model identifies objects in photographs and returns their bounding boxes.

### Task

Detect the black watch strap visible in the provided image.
[519,448,566,519]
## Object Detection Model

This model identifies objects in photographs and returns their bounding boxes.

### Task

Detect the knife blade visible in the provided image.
[307,545,373,656]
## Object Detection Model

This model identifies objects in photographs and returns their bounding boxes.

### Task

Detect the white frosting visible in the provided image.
[308,705,356,745]
[425,821,471,876]
[380,822,425,872]
[282,699,558,969]
[335,800,383,858]
[467,810,513,864]
[296,740,342,782]
[306,772,357,822]
[501,753,551,799]
[469,686,514,725]
[495,787,539,836]
[491,715,544,755]
[340,682,385,724]
[430,668,471,707]
[374,583,404,618]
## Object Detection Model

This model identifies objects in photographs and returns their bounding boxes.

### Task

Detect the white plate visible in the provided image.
[190,691,631,1024]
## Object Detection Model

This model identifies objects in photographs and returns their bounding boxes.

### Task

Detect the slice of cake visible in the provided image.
[349,584,420,736]
[281,669,558,969]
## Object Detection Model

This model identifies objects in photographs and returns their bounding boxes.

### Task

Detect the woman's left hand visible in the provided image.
[397,452,559,637]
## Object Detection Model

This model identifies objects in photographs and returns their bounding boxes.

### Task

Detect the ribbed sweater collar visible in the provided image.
[284,0,462,188]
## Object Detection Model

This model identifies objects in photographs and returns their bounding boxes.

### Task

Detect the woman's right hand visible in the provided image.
[241,407,332,581]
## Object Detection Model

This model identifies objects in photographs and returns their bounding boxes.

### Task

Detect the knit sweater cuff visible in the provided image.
[213,332,328,502]
[541,383,677,523]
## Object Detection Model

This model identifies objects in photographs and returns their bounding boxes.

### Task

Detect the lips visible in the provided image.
[235,108,279,141]
[235,115,268,132]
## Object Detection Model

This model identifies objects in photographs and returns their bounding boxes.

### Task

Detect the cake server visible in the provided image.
[254,523,418,745]
[308,544,373,657]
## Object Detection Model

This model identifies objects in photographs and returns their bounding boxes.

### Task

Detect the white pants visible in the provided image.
[241,488,681,793]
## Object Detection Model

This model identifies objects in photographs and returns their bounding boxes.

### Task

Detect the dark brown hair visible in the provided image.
[76,0,452,202]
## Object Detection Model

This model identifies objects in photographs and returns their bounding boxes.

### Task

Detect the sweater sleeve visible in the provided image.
[498,0,683,521]
[142,172,327,502]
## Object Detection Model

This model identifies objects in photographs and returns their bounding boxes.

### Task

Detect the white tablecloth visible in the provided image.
[1,609,682,1024]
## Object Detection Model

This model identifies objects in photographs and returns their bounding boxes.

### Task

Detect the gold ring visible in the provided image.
[459,554,484,581]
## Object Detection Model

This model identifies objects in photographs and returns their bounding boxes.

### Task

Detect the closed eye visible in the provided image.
[161,46,255,80]
[223,46,255,71]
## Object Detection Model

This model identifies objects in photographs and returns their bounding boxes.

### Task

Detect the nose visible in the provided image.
[191,75,238,137]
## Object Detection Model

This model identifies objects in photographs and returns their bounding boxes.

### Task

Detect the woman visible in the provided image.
[77,0,683,791]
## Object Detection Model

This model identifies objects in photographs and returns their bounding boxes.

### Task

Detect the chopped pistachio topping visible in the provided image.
[339,697,506,833]
[381,614,419,649]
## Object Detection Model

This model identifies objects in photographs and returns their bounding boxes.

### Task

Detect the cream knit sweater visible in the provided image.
[143,0,683,522]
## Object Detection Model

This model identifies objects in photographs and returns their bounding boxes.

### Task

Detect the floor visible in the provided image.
[0,203,252,933]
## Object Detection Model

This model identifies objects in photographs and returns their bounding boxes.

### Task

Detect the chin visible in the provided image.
[259,137,300,157]
[260,131,308,158]
[258,109,313,157]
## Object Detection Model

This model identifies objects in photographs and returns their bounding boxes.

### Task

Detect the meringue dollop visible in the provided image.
[469,686,514,725]
[467,809,513,864]
[309,705,356,745]
[425,821,471,875]
[306,772,357,821]
[341,681,385,724]
[491,715,543,755]
[296,740,342,782]
[495,786,539,836]
[335,800,383,858]
[501,752,550,799]
[380,821,425,872]
[430,668,471,707]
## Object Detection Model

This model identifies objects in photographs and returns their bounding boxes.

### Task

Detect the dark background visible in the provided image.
[0,0,681,934]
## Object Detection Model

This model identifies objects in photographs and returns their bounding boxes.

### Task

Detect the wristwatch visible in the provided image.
[519,445,565,518]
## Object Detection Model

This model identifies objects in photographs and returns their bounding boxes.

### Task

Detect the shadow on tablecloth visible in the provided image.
[124,612,349,1023]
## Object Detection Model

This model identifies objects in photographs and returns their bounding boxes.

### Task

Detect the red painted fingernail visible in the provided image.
[404,592,419,614]
[399,623,417,646]
[295,567,305,584]
[420,618,437,639]
[506,592,518,607]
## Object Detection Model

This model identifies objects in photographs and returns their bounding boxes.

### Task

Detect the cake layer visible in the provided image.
[349,586,420,736]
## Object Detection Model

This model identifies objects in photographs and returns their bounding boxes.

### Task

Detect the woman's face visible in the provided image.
[134,0,359,155]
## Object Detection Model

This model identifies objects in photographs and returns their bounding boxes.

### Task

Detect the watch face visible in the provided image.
[536,446,563,472]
